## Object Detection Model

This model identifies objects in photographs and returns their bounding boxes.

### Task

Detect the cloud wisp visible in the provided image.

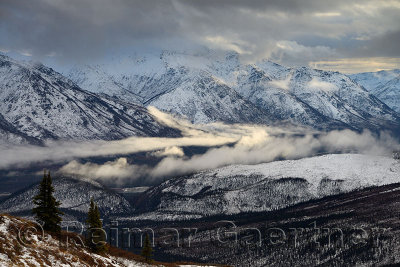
[1,107,395,182]
[58,128,398,183]
[0,107,271,169]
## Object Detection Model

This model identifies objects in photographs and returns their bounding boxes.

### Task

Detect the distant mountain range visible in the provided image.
[66,50,400,133]
[0,54,179,145]
[351,69,400,113]
[1,51,400,146]
[2,51,400,267]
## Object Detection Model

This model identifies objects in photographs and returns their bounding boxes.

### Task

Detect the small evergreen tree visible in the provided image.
[141,234,153,263]
[32,170,63,233]
[86,198,107,253]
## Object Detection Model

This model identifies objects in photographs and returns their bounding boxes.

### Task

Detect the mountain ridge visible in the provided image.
[0,54,180,144]
[350,69,400,113]
[66,50,400,133]
[0,176,134,221]
[132,154,400,220]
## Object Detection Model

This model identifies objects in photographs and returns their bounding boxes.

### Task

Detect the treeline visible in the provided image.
[31,171,153,261]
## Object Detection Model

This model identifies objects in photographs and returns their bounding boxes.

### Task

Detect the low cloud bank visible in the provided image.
[151,146,185,157]
[0,107,241,169]
[151,129,396,179]
[308,77,338,92]
[0,107,398,182]
[59,158,148,180]
[60,129,398,183]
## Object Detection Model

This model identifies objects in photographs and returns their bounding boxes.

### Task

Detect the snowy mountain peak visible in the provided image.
[63,49,400,132]
[351,69,400,113]
[0,53,180,143]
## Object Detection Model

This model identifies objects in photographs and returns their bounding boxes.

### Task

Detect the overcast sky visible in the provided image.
[1,0,399,73]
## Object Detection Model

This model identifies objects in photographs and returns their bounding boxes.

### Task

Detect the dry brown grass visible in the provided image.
[0,214,230,266]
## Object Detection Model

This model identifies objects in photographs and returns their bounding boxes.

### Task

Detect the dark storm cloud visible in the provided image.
[365,30,400,58]
[0,0,181,61]
[178,0,358,13]
[0,0,399,67]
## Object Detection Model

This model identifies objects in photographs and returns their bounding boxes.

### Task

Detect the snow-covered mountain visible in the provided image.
[350,69,400,93]
[374,76,400,113]
[148,70,273,124]
[133,154,400,220]
[0,176,134,220]
[0,54,179,144]
[235,63,400,131]
[351,70,400,113]
[0,113,41,145]
[67,64,144,104]
[66,50,400,132]
[68,51,272,125]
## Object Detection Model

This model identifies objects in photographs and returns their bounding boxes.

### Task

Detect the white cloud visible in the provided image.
[149,129,397,178]
[16,50,32,57]
[268,75,292,90]
[1,107,398,181]
[152,146,184,157]
[0,47,10,53]
[59,128,398,181]
[59,158,148,180]
[204,35,252,55]
[313,12,341,17]
[0,107,260,169]
[270,41,337,67]
[308,77,338,92]
[310,57,400,74]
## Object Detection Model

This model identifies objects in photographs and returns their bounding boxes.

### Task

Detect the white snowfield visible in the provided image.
[134,154,400,220]
[207,153,400,193]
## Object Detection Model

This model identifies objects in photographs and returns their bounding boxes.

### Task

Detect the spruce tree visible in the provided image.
[32,170,63,233]
[141,234,153,263]
[86,198,107,253]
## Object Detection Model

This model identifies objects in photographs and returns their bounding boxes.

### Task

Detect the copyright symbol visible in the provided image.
[18,222,45,247]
